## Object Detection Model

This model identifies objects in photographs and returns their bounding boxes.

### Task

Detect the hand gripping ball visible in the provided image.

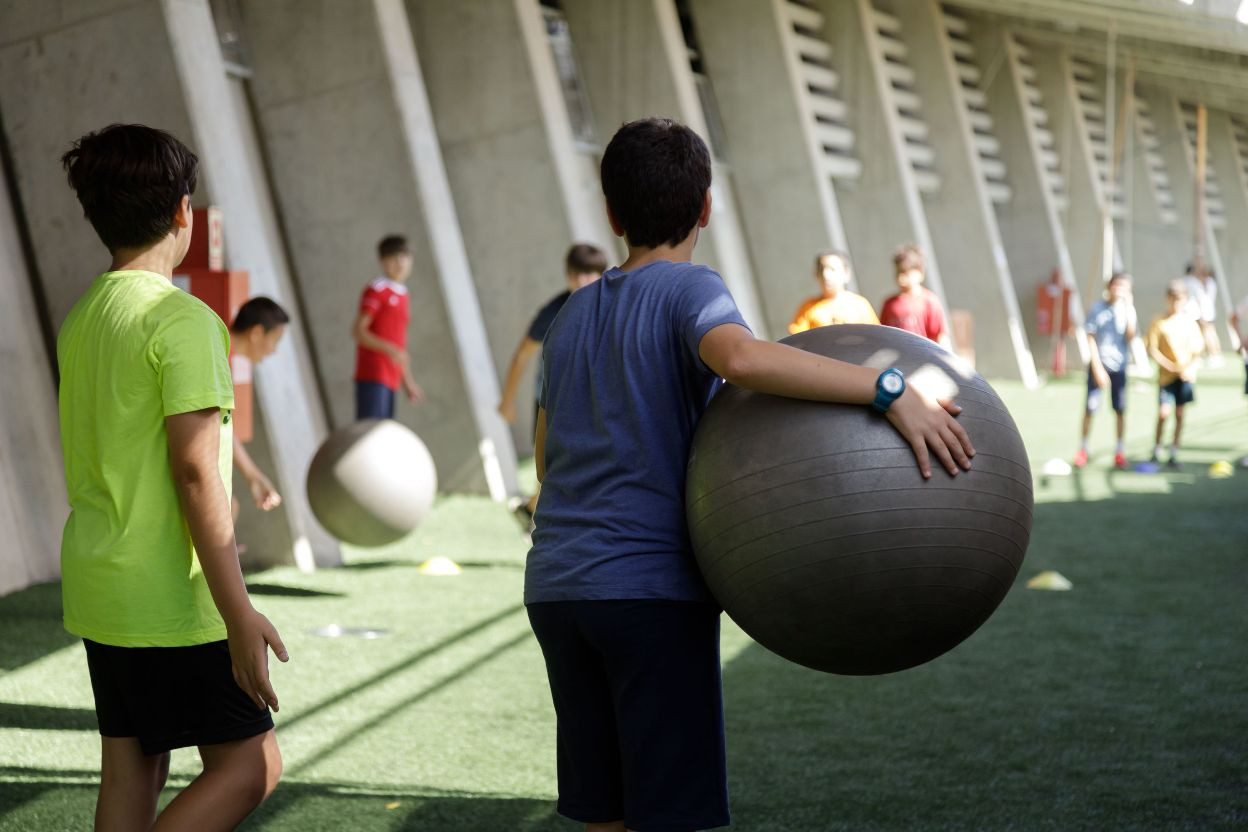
[306,419,437,547]
[687,325,1032,675]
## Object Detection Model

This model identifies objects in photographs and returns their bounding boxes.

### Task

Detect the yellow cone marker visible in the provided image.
[418,555,462,576]
[1026,570,1072,591]
[385,801,401,810]
[1209,461,1233,479]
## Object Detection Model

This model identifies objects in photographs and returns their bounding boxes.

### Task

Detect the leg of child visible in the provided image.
[96,737,169,831]
[1154,402,1170,459]
[152,730,281,831]
[1172,404,1185,453]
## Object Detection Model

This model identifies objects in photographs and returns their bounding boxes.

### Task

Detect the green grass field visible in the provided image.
[1,365,1245,831]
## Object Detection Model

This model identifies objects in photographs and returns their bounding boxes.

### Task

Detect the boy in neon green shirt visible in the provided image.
[59,124,286,829]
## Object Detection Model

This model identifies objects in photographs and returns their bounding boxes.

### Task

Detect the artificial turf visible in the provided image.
[0,364,1245,830]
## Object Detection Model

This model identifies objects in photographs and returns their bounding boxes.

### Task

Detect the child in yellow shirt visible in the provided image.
[788,250,879,334]
[1146,281,1205,468]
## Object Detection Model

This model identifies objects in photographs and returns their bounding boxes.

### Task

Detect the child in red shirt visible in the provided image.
[352,235,424,420]
[879,243,952,351]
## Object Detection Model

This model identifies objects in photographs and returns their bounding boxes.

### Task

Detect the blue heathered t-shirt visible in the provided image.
[1084,299,1136,373]
[525,260,749,605]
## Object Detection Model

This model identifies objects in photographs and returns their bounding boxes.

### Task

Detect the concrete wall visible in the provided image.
[0,148,66,596]
[1205,110,1248,324]
[816,0,946,312]
[690,0,849,337]
[405,0,591,405]
[237,0,502,493]
[0,0,341,571]
[558,0,768,337]
[969,23,1082,370]
[1030,48,1114,307]
[899,1,1035,383]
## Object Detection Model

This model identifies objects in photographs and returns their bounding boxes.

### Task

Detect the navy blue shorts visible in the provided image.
[84,639,273,756]
[355,380,396,420]
[1087,367,1128,413]
[1159,380,1195,408]
[527,600,729,831]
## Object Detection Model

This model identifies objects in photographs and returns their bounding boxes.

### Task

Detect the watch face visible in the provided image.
[882,373,903,395]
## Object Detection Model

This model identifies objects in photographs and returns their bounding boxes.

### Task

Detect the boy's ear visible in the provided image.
[172,194,192,229]
[605,202,625,239]
[698,188,712,228]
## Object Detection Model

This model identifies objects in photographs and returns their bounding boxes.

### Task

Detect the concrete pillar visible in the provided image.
[557,0,769,337]
[813,0,946,317]
[0,0,341,568]
[968,23,1087,371]
[0,149,66,596]
[1205,110,1248,322]
[1139,87,1236,333]
[1115,85,1187,323]
[1029,47,1113,305]
[689,0,850,337]
[236,0,517,498]
[162,0,341,568]
[897,2,1036,384]
[395,0,624,453]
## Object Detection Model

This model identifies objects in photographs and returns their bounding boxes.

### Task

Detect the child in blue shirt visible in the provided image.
[526,118,974,831]
[1074,272,1137,470]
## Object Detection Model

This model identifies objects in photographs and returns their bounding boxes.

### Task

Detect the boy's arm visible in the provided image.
[1085,333,1109,385]
[401,365,425,403]
[233,434,281,511]
[168,408,287,710]
[499,336,542,423]
[699,324,973,479]
[352,312,407,368]
[535,407,547,483]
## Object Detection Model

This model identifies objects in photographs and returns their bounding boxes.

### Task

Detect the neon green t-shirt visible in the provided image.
[57,270,234,647]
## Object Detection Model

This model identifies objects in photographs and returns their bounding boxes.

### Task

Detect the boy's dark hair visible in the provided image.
[815,249,851,271]
[893,244,925,275]
[377,235,409,259]
[565,243,608,275]
[231,296,291,333]
[600,118,711,249]
[61,124,199,253]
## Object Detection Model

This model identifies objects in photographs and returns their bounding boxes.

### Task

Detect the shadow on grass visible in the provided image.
[718,469,1246,832]
[0,772,564,832]
[245,583,344,599]
[0,703,95,731]
[0,582,78,672]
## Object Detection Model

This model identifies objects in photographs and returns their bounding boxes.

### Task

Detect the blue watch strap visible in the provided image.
[872,368,905,414]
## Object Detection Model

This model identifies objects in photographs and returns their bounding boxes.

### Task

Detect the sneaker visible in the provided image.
[1113,452,1128,470]
[1073,448,1089,468]
[1165,457,1181,471]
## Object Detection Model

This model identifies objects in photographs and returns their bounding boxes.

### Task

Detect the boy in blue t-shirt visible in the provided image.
[1074,272,1137,470]
[526,118,975,831]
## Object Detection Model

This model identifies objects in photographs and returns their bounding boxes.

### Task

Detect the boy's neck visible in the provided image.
[618,230,699,272]
[109,238,182,280]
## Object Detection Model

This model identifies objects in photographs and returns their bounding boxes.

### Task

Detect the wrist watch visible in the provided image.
[872,368,906,413]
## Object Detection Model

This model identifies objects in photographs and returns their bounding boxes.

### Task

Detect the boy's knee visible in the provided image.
[205,733,281,807]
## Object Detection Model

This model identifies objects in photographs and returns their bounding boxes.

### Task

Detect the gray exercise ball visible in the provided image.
[687,324,1032,675]
[306,419,437,547]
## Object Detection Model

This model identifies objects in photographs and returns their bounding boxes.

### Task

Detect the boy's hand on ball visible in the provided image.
[227,609,289,712]
[885,387,974,479]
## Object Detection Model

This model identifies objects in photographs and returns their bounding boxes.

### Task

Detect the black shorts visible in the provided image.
[527,600,729,831]
[1159,380,1195,408]
[1086,367,1128,413]
[84,639,273,756]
